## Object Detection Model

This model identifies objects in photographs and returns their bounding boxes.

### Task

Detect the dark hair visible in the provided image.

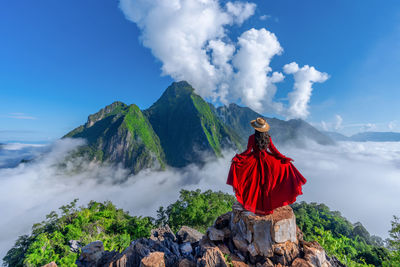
[254,130,270,150]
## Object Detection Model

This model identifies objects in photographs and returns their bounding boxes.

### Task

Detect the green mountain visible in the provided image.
[143,81,242,167]
[64,101,166,174]
[63,81,334,173]
[214,103,335,146]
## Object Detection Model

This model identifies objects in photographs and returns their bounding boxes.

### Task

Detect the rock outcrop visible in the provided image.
[76,203,345,267]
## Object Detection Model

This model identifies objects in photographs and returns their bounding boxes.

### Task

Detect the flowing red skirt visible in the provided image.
[227,150,306,215]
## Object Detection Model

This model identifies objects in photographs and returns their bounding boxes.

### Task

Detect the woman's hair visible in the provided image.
[254,130,270,150]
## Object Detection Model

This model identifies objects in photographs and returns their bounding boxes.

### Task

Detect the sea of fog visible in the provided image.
[0,138,400,260]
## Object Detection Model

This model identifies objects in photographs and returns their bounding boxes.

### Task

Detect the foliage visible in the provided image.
[156,189,235,233]
[63,101,165,174]
[292,201,391,266]
[4,191,399,266]
[382,216,400,266]
[3,199,154,267]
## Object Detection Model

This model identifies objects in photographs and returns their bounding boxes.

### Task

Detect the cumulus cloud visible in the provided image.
[232,28,284,112]
[225,1,256,25]
[283,62,329,119]
[334,114,343,130]
[362,123,376,131]
[119,0,328,118]
[1,138,400,261]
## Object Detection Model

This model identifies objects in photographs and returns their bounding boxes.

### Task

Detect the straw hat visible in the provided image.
[250,117,270,132]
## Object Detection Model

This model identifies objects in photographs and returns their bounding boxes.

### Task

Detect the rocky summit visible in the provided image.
[60,203,345,267]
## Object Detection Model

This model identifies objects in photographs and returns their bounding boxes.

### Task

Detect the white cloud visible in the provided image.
[226,1,256,25]
[283,62,329,119]
[1,137,400,262]
[119,0,255,99]
[362,123,376,131]
[6,113,37,120]
[232,28,284,113]
[320,120,328,131]
[388,120,397,131]
[259,14,271,21]
[334,114,343,130]
[119,0,328,118]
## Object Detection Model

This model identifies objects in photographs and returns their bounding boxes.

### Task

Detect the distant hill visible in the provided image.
[323,131,352,141]
[63,81,334,173]
[323,131,400,142]
[214,103,335,146]
[350,131,400,142]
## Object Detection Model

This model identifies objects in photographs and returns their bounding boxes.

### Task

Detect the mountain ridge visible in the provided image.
[324,130,400,142]
[64,81,335,174]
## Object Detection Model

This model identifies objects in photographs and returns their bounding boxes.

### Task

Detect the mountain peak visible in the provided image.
[164,81,194,96]
[86,101,128,127]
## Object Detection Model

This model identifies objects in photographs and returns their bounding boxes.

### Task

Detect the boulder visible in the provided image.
[42,262,57,267]
[151,225,176,242]
[177,226,204,244]
[180,242,193,255]
[77,240,104,266]
[178,258,196,267]
[197,245,228,267]
[140,252,166,267]
[76,202,344,267]
[207,226,225,241]
[302,241,332,267]
[229,203,297,258]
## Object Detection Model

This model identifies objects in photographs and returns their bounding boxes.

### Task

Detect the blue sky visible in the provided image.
[1,0,400,142]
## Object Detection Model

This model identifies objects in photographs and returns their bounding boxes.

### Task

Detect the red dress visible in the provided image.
[227,134,306,215]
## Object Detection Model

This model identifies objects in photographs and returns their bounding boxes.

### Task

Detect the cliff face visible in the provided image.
[74,203,345,267]
[64,102,166,174]
[214,103,335,146]
[144,81,242,168]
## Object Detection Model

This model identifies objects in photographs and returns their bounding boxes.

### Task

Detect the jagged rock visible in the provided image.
[271,241,299,265]
[197,244,228,267]
[77,241,104,266]
[207,226,225,241]
[272,211,297,243]
[78,205,344,267]
[230,203,297,257]
[214,212,232,230]
[180,242,193,255]
[69,240,81,253]
[302,241,331,267]
[326,255,347,267]
[177,226,204,243]
[42,262,57,267]
[151,225,176,242]
[179,258,196,267]
[258,258,274,267]
[292,258,313,267]
[140,251,165,267]
[232,234,248,252]
[232,260,249,267]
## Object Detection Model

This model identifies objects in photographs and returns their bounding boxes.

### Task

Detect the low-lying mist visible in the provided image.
[1,138,399,260]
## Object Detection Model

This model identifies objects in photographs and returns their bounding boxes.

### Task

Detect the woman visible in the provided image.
[227,117,306,215]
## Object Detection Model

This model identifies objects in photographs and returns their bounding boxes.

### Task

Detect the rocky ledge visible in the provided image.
[44,203,346,267]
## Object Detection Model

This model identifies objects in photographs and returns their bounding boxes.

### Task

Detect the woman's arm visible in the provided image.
[268,137,293,163]
[240,134,254,156]
[231,135,254,162]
